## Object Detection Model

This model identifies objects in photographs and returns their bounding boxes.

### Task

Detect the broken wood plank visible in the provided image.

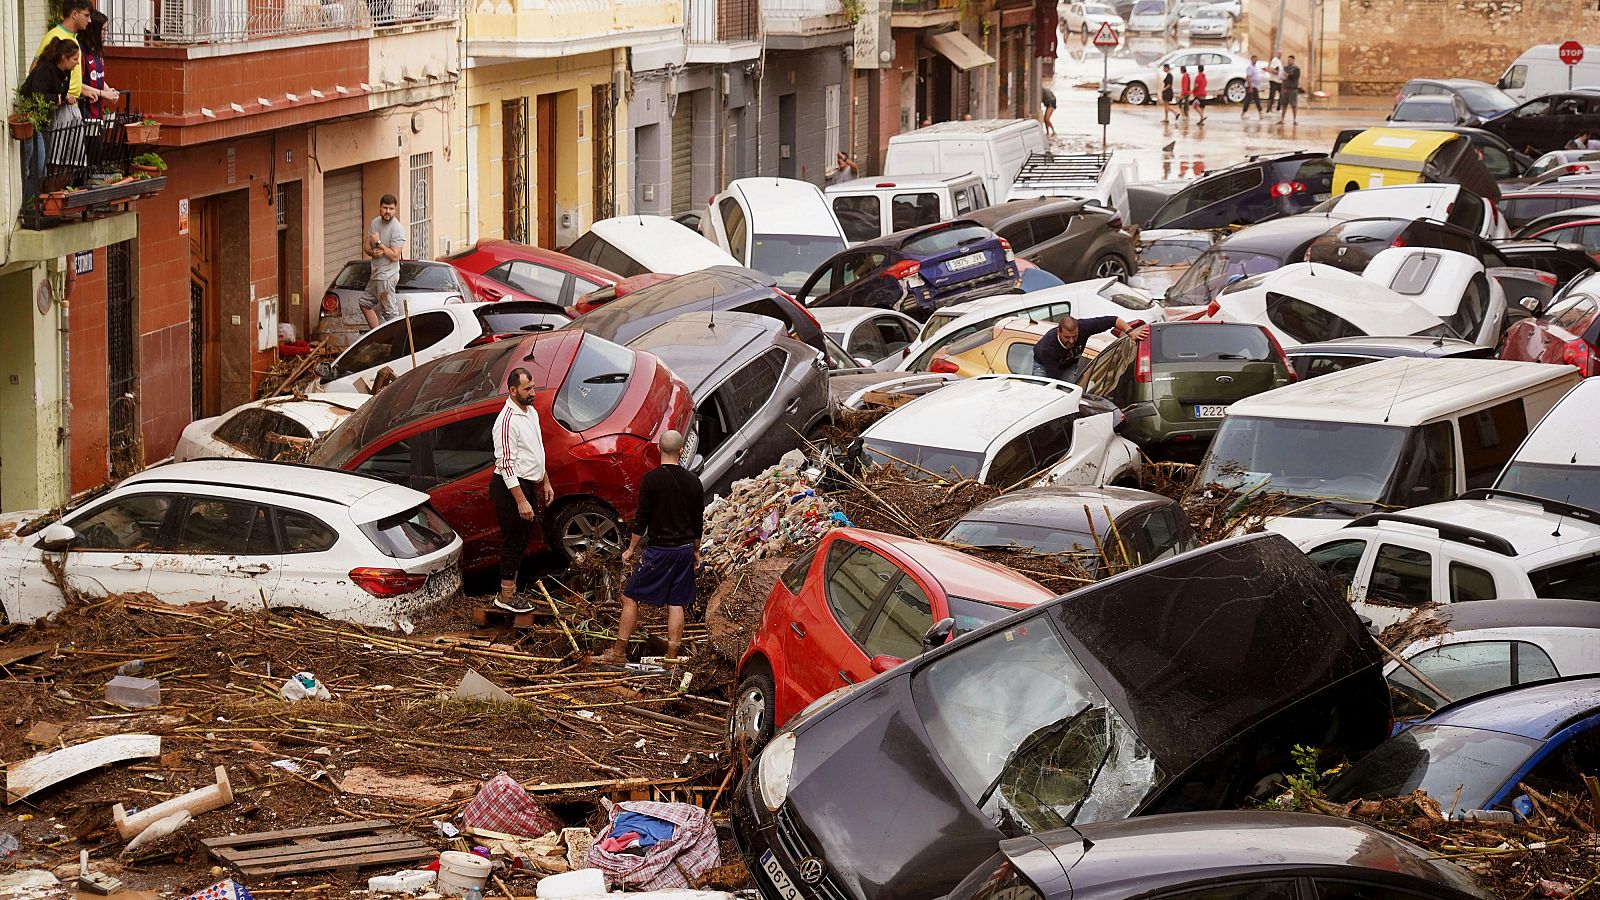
[243,846,434,877]
[24,721,64,746]
[861,389,916,409]
[521,776,691,794]
[201,819,398,849]
[7,734,161,804]
[0,644,51,667]
[202,820,432,878]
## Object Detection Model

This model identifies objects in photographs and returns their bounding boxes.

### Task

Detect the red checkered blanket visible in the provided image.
[585,801,721,890]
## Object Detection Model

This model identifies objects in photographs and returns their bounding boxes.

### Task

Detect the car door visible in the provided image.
[1497,97,1553,153]
[826,250,899,310]
[51,492,178,599]
[865,314,918,370]
[143,495,283,608]
[858,569,939,671]
[845,318,890,365]
[1356,537,1444,629]
[784,537,904,705]
[271,506,348,612]
[696,350,785,497]
[1388,639,1561,719]
[1303,536,1370,601]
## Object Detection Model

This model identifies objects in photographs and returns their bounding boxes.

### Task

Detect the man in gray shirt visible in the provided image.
[361,193,407,328]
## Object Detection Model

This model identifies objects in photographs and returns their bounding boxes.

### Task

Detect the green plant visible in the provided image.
[11,89,54,130]
[840,0,864,24]
[132,151,167,171]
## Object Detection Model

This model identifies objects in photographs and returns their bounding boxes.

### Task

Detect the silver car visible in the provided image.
[316,260,474,351]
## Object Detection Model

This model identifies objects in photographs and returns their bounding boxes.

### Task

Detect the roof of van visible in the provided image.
[588,216,741,274]
[889,119,1042,139]
[1225,357,1578,426]
[1508,378,1595,465]
[825,174,984,192]
[725,178,845,238]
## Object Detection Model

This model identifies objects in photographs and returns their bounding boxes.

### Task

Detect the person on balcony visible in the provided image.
[37,0,109,106]
[78,11,121,167]
[21,38,78,200]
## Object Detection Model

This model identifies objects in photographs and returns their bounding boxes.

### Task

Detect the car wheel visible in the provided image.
[1093,254,1131,281]
[1122,82,1149,106]
[729,669,776,753]
[1224,78,1246,103]
[546,498,625,561]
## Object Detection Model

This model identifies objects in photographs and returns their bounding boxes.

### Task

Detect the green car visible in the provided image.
[1077,321,1294,458]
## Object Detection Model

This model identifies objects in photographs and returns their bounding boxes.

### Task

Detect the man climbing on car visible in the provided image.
[1033,315,1149,382]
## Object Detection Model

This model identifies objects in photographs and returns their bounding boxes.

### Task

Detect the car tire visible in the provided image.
[1122,82,1149,106]
[1225,78,1246,103]
[545,498,625,561]
[729,669,777,753]
[1093,253,1132,281]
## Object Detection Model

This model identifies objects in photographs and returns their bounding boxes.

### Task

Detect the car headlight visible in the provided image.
[757,731,797,812]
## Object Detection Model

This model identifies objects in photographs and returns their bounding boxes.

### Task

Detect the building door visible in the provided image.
[275,182,304,340]
[106,239,140,479]
[321,167,364,290]
[671,96,693,214]
[852,72,871,172]
[409,152,434,260]
[189,197,221,420]
[536,94,557,249]
[593,82,616,220]
[503,98,530,244]
[778,93,797,180]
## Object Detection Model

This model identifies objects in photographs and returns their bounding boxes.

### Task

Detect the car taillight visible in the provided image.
[348,567,429,598]
[1561,339,1599,375]
[466,333,514,348]
[886,260,922,280]
[1573,164,1591,176]
[445,294,466,304]
[1205,299,1222,318]
[1263,328,1296,381]
[998,238,1015,263]
[1271,181,1306,197]
[1135,338,1152,382]
[775,287,821,330]
[320,292,340,315]
[1391,236,1407,248]
[1537,272,1559,286]
[929,357,960,374]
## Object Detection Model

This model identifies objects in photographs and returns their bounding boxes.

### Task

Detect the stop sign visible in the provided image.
[1559,40,1584,65]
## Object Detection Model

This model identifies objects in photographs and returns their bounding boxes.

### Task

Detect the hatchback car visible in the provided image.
[964,198,1137,283]
[1389,94,1472,126]
[811,308,922,370]
[1286,335,1491,380]
[1395,77,1518,123]
[0,460,462,629]
[1511,200,1600,237]
[309,329,694,568]
[1312,183,1509,240]
[1524,216,1600,261]
[624,312,830,499]
[1479,91,1600,155]
[316,260,474,351]
[563,215,742,278]
[175,393,371,462]
[442,240,620,312]
[316,301,569,394]
[1147,153,1335,231]
[1206,262,1451,349]
[927,317,1057,378]
[1306,216,1508,274]
[942,485,1196,575]
[572,266,827,352]
[729,526,1055,748]
[1164,214,1344,309]
[732,533,1391,900]
[1077,321,1295,456]
[703,178,850,294]
[797,220,1019,317]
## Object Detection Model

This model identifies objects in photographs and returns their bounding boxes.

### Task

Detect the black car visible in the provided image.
[962,198,1138,283]
[1334,125,1534,181]
[1480,91,1600,155]
[794,220,1019,319]
[1305,216,1545,287]
[1390,94,1472,126]
[571,266,826,352]
[1494,238,1600,285]
[1395,77,1518,123]
[1145,152,1334,231]
[732,533,1391,900]
[1286,335,1493,380]
[1165,214,1341,307]
[942,485,1195,577]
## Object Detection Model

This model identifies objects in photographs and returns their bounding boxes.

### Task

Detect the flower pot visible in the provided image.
[123,122,160,143]
[7,116,35,141]
[39,193,66,216]
[132,163,162,175]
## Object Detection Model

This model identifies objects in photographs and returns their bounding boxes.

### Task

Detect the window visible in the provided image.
[1478,145,1517,178]
[839,252,888,287]
[215,409,312,459]
[997,222,1034,252]
[279,511,338,554]
[333,311,455,377]
[953,188,975,215]
[824,540,899,636]
[1522,724,1600,798]
[359,414,498,489]
[1158,882,1298,900]
[409,152,433,260]
[71,495,174,552]
[726,349,784,425]
[1392,421,1457,505]
[1306,539,1366,596]
[862,577,933,661]
[496,262,567,304]
[1005,341,1036,375]
[1152,323,1273,362]
[1386,254,1441,296]
[847,323,889,361]
[1460,399,1527,488]
[567,233,645,278]
[1028,214,1071,244]
[396,263,464,292]
[1502,64,1527,90]
[1314,881,1455,900]
[903,223,989,254]
[1448,277,1491,341]
[893,193,942,232]
[873,316,914,354]
[553,336,636,432]
[719,198,749,263]
[984,436,1035,488]
[359,503,457,559]
[1368,543,1434,607]
[833,195,882,243]
[1449,562,1497,601]
[1530,552,1600,600]
[780,541,821,595]
[1447,194,1486,235]
[174,498,275,555]
[824,84,841,173]
[1265,293,1365,344]
[1134,509,1185,562]
[1292,353,1376,380]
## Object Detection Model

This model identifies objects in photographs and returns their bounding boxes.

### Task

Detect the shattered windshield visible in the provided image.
[910,616,1160,836]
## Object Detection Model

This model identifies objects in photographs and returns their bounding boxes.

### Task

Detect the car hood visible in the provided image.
[1266,514,1351,543]
[0,510,49,547]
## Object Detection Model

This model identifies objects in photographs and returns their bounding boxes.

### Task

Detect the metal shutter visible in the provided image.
[671,95,693,215]
[322,167,364,289]
[853,72,870,168]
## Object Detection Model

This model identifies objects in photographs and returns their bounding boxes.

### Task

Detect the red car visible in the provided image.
[1501,279,1600,376]
[572,272,675,316]
[309,329,693,570]
[730,527,1055,748]
[1527,218,1600,264]
[443,240,621,313]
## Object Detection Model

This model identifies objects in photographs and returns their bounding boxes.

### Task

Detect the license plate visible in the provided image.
[1312,192,1331,202]
[1195,404,1230,418]
[944,252,988,272]
[761,851,802,900]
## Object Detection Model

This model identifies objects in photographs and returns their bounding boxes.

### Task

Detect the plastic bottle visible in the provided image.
[462,887,483,900]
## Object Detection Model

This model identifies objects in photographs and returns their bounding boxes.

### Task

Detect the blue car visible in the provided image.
[793,220,1019,319]
[1326,676,1600,818]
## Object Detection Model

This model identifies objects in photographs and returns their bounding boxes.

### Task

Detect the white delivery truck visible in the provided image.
[882,119,1046,204]
[1499,44,1600,102]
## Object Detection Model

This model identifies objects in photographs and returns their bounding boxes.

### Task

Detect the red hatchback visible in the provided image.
[444,240,621,312]
[1501,282,1600,376]
[309,329,693,570]
[730,527,1055,748]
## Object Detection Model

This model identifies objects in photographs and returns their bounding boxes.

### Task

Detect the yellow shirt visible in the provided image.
[36,24,83,101]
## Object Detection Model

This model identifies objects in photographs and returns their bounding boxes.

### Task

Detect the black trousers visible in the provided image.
[1242,87,1263,114]
[1266,81,1282,111]
[490,476,534,582]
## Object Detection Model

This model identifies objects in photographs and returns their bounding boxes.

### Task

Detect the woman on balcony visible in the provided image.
[77,10,121,167]
[21,38,79,200]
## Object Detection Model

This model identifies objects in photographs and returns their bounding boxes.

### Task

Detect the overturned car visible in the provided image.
[731,533,1391,900]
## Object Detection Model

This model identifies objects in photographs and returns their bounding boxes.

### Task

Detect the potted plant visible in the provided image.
[9,90,52,141]
[123,117,160,143]
[131,151,167,175]
[39,191,67,216]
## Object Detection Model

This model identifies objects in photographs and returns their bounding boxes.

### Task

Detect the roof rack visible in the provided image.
[1458,488,1600,524]
[1345,512,1518,557]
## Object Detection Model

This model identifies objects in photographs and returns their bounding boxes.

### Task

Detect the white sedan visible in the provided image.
[175,394,371,461]
[812,308,924,371]
[1184,6,1233,37]
[1062,0,1126,35]
[1110,48,1251,105]
[0,460,462,629]
[1206,262,1451,348]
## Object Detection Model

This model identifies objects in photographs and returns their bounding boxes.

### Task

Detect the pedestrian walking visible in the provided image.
[1266,54,1283,112]
[490,367,554,608]
[1041,86,1057,136]
[598,430,705,667]
[361,194,407,329]
[1278,55,1301,124]
[1242,55,1264,118]
[1179,66,1192,122]
[1033,315,1150,382]
[1160,64,1175,123]
[1193,65,1209,124]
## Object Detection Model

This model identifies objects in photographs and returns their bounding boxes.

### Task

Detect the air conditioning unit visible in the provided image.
[158,0,247,41]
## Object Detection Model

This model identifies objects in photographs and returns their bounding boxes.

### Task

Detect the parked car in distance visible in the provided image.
[1479,91,1600,155]
[1494,376,1600,508]
[796,220,1019,318]
[572,266,826,352]
[0,460,462,629]
[624,312,829,499]
[1163,214,1343,309]
[1111,48,1250,105]
[945,813,1486,900]
[1498,186,1600,229]
[965,198,1137,283]
[316,301,569,394]
[1205,262,1451,350]
[728,526,1055,748]
[1184,6,1232,37]
[1523,216,1600,261]
[563,215,742,279]
[309,329,694,568]
[1063,0,1125,33]
[826,173,992,244]
[1313,183,1509,240]
[316,260,474,352]
[1325,676,1600,818]
[732,533,1391,900]
[1077,321,1294,457]
[942,485,1196,576]
[1396,77,1518,123]
[1126,0,1177,33]
[702,178,849,294]
[1389,94,1472,126]
[441,240,620,312]
[1130,228,1217,300]
[811,308,922,371]
[1149,152,1334,232]
[1286,335,1491,380]
[174,394,371,462]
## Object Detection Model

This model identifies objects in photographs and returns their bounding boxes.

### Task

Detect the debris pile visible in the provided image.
[699,454,844,575]
[255,342,335,400]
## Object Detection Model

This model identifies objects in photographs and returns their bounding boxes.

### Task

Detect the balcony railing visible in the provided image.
[17,104,166,230]
[686,0,757,42]
[891,0,956,10]
[100,0,460,45]
[762,0,843,30]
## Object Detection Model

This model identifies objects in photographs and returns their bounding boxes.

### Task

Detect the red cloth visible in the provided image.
[585,801,720,890]
[459,773,561,837]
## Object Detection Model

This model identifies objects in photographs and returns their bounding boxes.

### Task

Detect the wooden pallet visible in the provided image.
[201,820,433,877]
[470,605,550,628]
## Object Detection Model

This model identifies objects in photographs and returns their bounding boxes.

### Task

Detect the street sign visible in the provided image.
[1092,21,1119,49]
[1559,40,1584,65]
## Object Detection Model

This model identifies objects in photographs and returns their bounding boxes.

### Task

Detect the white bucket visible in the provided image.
[437,851,493,897]
[535,868,607,899]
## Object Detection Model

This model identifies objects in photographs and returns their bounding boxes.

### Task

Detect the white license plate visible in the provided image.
[1195,404,1230,418]
[1312,192,1331,202]
[944,252,988,272]
[761,851,802,900]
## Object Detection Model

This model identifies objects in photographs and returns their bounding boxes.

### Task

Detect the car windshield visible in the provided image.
[1496,462,1600,514]
[911,616,1160,837]
[1140,238,1211,267]
[945,519,1101,557]
[863,436,984,481]
[1325,724,1540,812]
[1397,99,1458,123]
[947,596,1027,637]
[1168,248,1285,306]
[552,335,636,432]
[1196,8,1226,17]
[1085,3,1115,13]
[1097,281,1156,310]
[751,235,845,291]
[1455,84,1516,114]
[1199,416,1408,505]
[1132,0,1164,13]
[397,263,459,291]
[1152,324,1275,362]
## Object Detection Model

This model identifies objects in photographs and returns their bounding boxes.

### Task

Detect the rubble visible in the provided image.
[699,454,843,575]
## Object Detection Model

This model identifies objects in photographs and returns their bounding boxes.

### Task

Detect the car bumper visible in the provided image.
[733,766,858,900]
[904,266,1019,313]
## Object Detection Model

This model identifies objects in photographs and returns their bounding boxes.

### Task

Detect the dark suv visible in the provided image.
[1480,92,1600,155]
[962,198,1137,283]
[1146,152,1334,230]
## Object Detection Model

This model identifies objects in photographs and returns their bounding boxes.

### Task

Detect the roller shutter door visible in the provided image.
[853,71,871,168]
[671,97,693,214]
[322,167,365,289]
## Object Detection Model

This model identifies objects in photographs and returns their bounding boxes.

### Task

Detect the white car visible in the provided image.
[1299,491,1600,629]
[1125,0,1177,33]
[1494,377,1599,512]
[702,178,849,294]
[565,215,742,279]
[858,374,1142,488]
[316,300,567,394]
[1360,247,1507,349]
[813,308,924,371]
[0,460,463,629]
[1110,48,1250,105]
[1312,184,1510,240]
[1206,0,1240,16]
[1062,0,1126,35]
[1184,6,1233,37]
[175,394,371,461]
[1206,262,1451,349]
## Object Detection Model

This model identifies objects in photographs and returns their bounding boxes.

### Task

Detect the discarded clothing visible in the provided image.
[585,801,719,891]
[611,811,677,847]
[460,772,561,837]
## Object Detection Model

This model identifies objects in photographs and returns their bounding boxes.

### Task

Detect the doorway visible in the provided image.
[502,98,529,244]
[189,197,220,420]
[536,93,557,248]
[106,239,140,478]
[778,93,797,180]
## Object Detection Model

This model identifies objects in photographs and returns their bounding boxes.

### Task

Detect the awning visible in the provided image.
[927,31,995,70]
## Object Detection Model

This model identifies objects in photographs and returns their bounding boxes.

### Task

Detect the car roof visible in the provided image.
[1508,378,1597,466]
[1429,598,1600,634]
[847,528,1057,607]
[587,216,742,272]
[1286,334,1486,357]
[1224,264,1446,334]
[955,485,1172,533]
[811,307,903,331]
[725,178,842,236]
[1397,94,1461,105]
[1406,77,1497,89]
[1346,492,1600,557]
[624,311,781,391]
[827,173,982,191]
[1422,675,1600,738]
[1218,214,1343,252]
[859,218,991,251]
[1227,357,1573,426]
[454,240,620,282]
[962,197,1094,227]
[893,118,1038,137]
[863,377,1078,453]
[574,268,772,333]
[118,459,429,522]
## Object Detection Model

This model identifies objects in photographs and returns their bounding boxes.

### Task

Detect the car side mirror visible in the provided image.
[315,362,335,381]
[688,453,705,472]
[922,616,957,650]
[1519,295,1543,313]
[37,523,76,552]
[855,356,874,367]
[868,655,903,674]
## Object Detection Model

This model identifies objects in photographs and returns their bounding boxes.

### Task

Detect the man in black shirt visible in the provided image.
[598,429,705,666]
[1032,315,1149,382]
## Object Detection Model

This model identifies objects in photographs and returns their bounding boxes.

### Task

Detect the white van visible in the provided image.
[824,174,992,244]
[882,119,1047,204]
[1499,44,1600,102]
[701,178,849,294]
[1195,357,1582,542]
[1494,377,1599,512]
[564,215,740,278]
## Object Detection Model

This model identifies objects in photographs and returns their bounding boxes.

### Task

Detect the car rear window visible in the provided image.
[359,503,457,559]
[1395,98,1458,122]
[903,224,992,254]
[398,263,460,291]
[1530,552,1600,600]
[1152,324,1275,362]
[1269,157,1334,203]
[553,335,637,432]
[1140,238,1212,267]
[1265,293,1365,344]
[1098,281,1156,311]
[476,309,561,336]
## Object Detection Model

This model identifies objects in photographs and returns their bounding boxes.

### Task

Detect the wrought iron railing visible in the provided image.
[762,0,841,21]
[686,0,757,41]
[100,0,460,45]
[17,99,166,228]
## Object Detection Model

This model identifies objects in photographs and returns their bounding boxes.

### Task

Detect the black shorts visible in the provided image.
[1162,89,1174,102]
